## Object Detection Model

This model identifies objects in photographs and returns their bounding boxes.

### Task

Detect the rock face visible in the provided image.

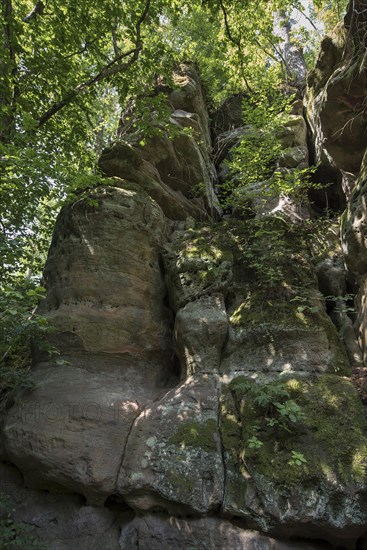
[305,2,367,208]
[2,25,367,550]
[99,63,220,220]
[342,151,367,365]
[119,515,330,550]
[2,182,178,504]
[0,463,122,550]
[315,4,367,371]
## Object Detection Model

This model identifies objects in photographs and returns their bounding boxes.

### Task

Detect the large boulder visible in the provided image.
[1,182,178,503]
[117,374,224,515]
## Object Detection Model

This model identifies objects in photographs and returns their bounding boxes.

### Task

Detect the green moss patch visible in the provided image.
[220,374,367,487]
[169,419,218,452]
[229,290,318,329]
[167,470,195,494]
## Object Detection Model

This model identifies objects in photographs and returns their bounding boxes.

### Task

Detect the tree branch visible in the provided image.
[37,0,151,128]
[37,47,140,127]
[218,0,240,46]
[1,0,17,143]
[112,20,120,57]
[23,0,44,23]
[135,0,151,46]
[63,37,99,60]
[218,0,254,94]
[291,2,318,31]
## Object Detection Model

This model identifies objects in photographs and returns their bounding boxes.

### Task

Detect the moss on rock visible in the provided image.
[220,374,367,488]
[167,470,195,494]
[169,419,218,452]
[229,290,319,329]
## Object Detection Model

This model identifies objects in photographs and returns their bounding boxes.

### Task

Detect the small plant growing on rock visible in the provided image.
[290,295,321,314]
[288,450,307,467]
[248,436,264,449]
[231,378,306,463]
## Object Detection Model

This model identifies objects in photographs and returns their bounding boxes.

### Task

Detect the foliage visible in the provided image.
[226,215,316,293]
[288,450,307,466]
[311,0,348,33]
[232,379,305,432]
[0,0,347,282]
[329,293,355,314]
[0,0,175,284]
[224,375,367,487]
[219,88,326,216]
[0,282,54,405]
[290,294,321,314]
[220,90,291,210]
[231,378,307,467]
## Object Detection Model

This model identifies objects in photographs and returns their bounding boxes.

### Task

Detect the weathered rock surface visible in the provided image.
[173,296,228,376]
[2,11,367,548]
[342,151,367,364]
[220,374,367,546]
[0,463,122,549]
[99,63,220,220]
[219,217,349,377]
[117,374,224,515]
[2,182,178,504]
[98,151,206,220]
[342,151,367,281]
[37,181,171,368]
[305,3,367,207]
[119,515,331,550]
[0,461,333,550]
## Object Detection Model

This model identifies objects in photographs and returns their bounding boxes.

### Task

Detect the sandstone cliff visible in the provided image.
[1,4,367,549]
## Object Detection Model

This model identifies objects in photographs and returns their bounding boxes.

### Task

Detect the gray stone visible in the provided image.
[174,295,228,376]
[0,463,121,550]
[2,183,178,503]
[117,375,224,515]
[278,145,309,170]
[119,514,330,550]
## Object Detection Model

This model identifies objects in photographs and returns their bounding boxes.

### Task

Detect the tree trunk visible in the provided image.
[273,10,307,89]
[0,0,16,144]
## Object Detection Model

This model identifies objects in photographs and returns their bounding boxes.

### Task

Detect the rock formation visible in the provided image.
[1,5,367,548]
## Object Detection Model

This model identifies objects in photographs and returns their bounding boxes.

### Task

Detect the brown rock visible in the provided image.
[0,462,121,549]
[2,182,178,503]
[174,295,228,376]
